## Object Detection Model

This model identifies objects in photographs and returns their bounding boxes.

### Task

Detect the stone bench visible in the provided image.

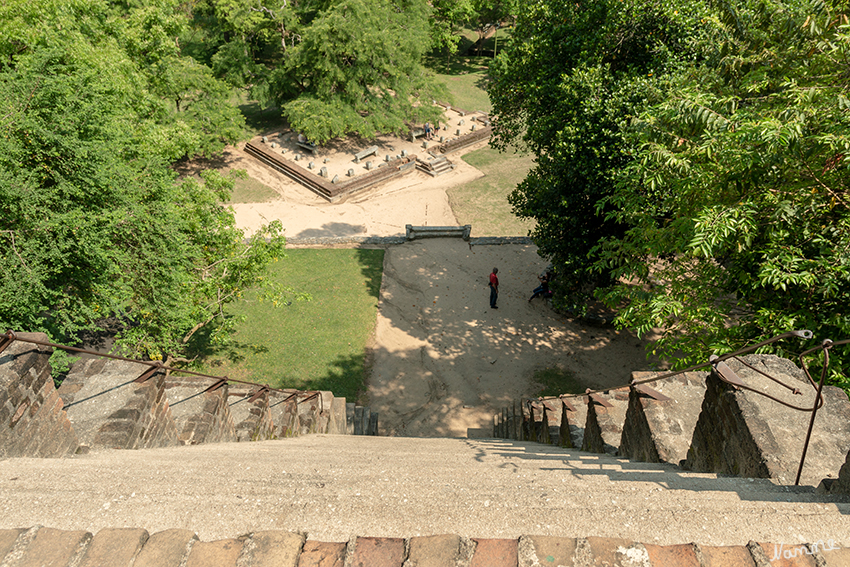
[410,127,425,141]
[354,145,379,163]
[297,141,317,153]
[405,224,471,241]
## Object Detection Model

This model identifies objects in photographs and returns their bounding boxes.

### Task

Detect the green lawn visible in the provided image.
[428,57,492,113]
[194,249,384,402]
[447,146,536,237]
[228,175,279,204]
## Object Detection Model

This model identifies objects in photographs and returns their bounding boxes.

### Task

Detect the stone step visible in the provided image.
[1,527,848,567]
[1,436,848,548]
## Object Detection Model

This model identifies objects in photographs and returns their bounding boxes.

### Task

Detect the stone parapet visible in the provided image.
[166,376,237,445]
[619,372,707,465]
[228,386,275,442]
[559,396,588,449]
[0,333,79,458]
[2,527,848,567]
[683,354,850,486]
[581,389,629,455]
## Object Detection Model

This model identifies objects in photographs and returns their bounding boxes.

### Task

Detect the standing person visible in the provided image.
[489,267,499,309]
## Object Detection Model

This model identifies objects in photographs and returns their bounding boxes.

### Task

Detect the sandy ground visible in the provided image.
[222,119,658,439]
[370,239,656,437]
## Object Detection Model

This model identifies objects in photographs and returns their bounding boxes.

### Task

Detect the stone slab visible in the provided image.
[585,537,650,567]
[642,543,700,567]
[185,538,244,567]
[822,546,850,567]
[519,535,576,566]
[298,541,346,567]
[79,528,148,567]
[754,542,817,566]
[251,531,304,567]
[620,372,707,465]
[0,528,24,561]
[133,529,197,567]
[471,538,517,567]
[407,534,462,567]
[350,537,405,567]
[17,527,91,567]
[699,545,757,567]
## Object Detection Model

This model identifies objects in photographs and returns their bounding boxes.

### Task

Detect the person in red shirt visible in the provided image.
[489,267,499,309]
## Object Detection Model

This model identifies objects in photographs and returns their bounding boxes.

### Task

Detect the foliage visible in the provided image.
[491,0,850,385]
[594,0,850,383]
[196,0,448,143]
[0,0,289,366]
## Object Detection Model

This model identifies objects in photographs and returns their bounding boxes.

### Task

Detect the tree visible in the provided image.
[0,0,291,367]
[489,0,707,305]
[593,0,850,383]
[194,0,449,143]
[491,0,850,385]
[430,0,477,60]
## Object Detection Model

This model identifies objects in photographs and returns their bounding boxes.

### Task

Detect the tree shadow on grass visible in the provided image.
[275,352,365,402]
[185,321,270,368]
[354,248,384,299]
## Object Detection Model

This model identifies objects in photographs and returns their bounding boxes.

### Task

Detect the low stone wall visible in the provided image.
[683,354,850,486]
[93,370,181,450]
[245,141,417,202]
[435,126,492,155]
[581,390,629,455]
[619,372,707,465]
[228,386,276,442]
[0,334,79,458]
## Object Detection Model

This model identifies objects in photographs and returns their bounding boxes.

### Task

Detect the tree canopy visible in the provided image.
[193,0,449,143]
[0,0,288,366]
[491,0,850,385]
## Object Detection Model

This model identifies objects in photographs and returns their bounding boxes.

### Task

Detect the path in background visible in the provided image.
[370,240,658,438]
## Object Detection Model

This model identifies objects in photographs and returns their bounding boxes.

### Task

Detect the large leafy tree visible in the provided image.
[595,0,850,382]
[490,0,850,385]
[194,0,448,143]
[489,0,710,304]
[0,0,289,366]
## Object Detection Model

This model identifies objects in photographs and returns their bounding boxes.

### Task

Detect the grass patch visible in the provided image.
[193,248,384,402]
[228,174,279,204]
[533,367,585,398]
[447,146,536,237]
[426,56,492,113]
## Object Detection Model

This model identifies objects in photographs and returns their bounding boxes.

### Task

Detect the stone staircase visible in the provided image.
[1,436,849,565]
[497,355,850,492]
[3,336,850,565]
[415,154,455,177]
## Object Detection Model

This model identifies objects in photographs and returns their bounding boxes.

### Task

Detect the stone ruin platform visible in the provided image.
[245,105,492,202]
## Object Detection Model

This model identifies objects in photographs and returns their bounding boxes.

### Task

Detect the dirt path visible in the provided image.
[369,239,657,438]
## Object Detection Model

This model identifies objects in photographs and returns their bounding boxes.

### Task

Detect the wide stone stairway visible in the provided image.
[2,332,850,565]
[1,435,849,566]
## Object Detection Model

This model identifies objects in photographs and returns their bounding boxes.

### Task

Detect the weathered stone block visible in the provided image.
[683,355,850,486]
[298,540,346,567]
[619,372,707,465]
[350,537,404,567]
[133,529,197,567]
[581,390,629,455]
[250,531,304,567]
[518,535,576,567]
[79,528,149,567]
[559,397,587,449]
[407,534,462,567]
[185,538,245,567]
